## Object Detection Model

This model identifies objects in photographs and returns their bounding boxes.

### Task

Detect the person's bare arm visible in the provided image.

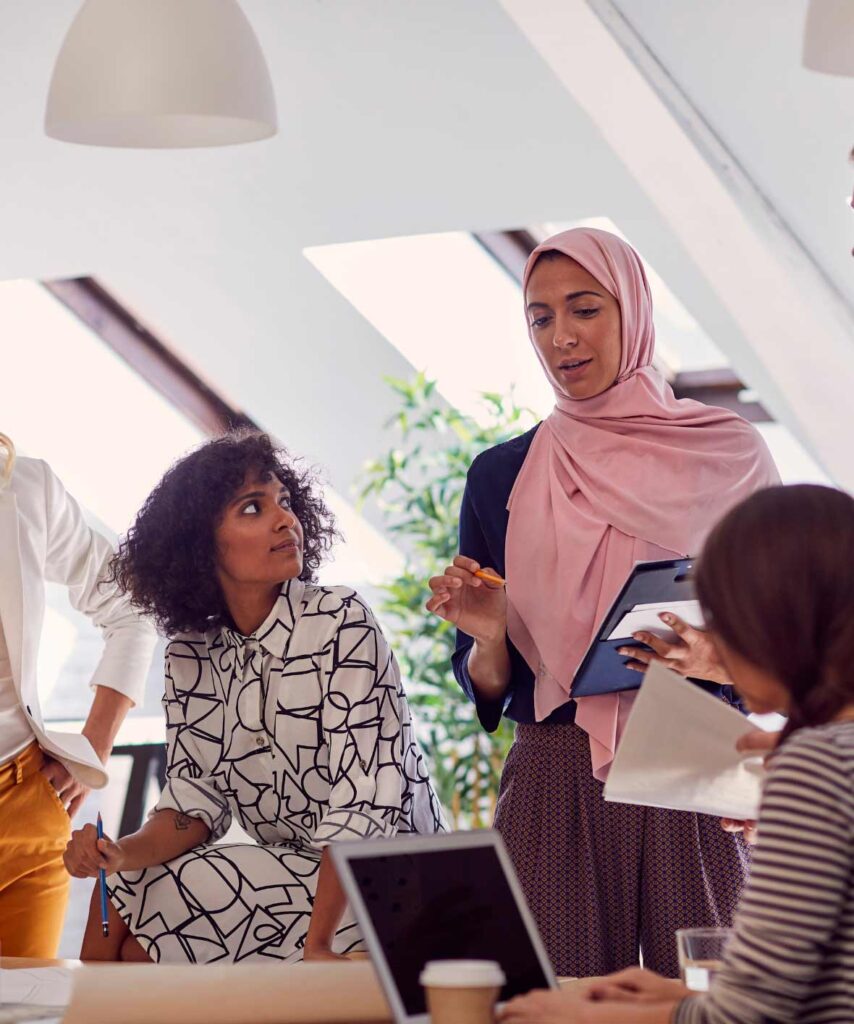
[303,849,349,961]
[82,685,134,762]
[467,634,512,701]
[63,808,210,878]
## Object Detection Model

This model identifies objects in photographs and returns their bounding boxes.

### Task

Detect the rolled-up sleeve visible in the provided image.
[152,646,231,841]
[314,596,407,847]
[41,459,157,706]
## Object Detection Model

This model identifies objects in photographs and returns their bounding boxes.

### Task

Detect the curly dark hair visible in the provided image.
[108,432,338,635]
[696,484,854,743]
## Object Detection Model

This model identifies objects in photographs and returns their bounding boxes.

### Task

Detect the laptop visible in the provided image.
[331,830,557,1024]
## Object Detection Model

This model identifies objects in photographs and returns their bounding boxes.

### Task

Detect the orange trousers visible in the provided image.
[0,741,71,957]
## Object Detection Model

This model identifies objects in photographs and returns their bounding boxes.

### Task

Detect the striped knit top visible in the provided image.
[675,721,854,1024]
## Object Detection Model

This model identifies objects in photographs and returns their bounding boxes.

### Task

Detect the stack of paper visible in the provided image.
[604,662,765,820]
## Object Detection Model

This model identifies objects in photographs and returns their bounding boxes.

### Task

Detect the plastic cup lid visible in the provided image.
[419,960,506,988]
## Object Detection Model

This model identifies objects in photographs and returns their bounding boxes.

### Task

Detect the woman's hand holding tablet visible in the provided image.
[618,611,729,684]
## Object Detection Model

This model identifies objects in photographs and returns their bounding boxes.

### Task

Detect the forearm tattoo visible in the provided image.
[174,812,194,831]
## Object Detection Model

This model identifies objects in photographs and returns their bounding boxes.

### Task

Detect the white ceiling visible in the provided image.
[614,0,853,306]
[1,0,851,514]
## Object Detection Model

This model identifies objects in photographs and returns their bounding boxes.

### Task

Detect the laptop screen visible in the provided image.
[345,843,553,1017]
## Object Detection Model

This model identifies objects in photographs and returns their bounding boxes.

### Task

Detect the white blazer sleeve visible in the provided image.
[40,460,157,706]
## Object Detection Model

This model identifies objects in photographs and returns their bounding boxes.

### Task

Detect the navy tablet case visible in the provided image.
[570,557,696,698]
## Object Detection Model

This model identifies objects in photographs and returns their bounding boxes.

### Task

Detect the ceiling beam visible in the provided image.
[473,229,539,282]
[499,0,854,488]
[43,277,254,437]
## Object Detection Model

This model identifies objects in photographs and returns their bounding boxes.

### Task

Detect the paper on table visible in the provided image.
[606,600,704,641]
[64,961,393,1024]
[0,967,74,1007]
[604,662,764,820]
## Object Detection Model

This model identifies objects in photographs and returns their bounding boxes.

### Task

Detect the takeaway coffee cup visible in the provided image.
[419,960,506,1024]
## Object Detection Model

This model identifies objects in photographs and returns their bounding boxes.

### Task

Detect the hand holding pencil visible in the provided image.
[426,555,507,642]
[63,818,125,879]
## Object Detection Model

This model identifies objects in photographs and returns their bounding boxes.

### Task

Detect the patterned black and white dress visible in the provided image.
[108,580,447,963]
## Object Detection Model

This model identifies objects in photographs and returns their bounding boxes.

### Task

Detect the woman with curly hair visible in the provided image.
[63,432,446,964]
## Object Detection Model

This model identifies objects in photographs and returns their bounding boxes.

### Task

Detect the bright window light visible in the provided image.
[317,487,404,590]
[1,279,204,718]
[0,280,204,534]
[755,423,830,485]
[308,227,833,489]
[305,232,554,423]
[1,279,403,717]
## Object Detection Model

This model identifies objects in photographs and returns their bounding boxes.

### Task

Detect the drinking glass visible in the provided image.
[676,928,732,992]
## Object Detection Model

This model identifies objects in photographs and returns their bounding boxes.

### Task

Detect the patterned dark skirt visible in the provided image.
[494,722,749,978]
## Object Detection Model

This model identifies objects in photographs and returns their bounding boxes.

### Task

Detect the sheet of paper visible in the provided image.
[0,967,74,1008]
[64,961,392,1024]
[607,599,704,641]
[604,662,764,820]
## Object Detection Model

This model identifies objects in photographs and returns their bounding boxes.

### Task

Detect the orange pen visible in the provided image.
[473,569,505,587]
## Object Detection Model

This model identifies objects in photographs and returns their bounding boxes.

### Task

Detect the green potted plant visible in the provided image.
[358,372,535,827]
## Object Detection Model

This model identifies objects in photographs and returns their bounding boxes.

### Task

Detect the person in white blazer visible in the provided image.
[0,434,157,958]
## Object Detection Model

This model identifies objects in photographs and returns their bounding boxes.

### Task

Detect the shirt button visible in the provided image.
[256,737,266,748]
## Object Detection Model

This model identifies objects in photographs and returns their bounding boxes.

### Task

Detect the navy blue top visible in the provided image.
[451,425,743,732]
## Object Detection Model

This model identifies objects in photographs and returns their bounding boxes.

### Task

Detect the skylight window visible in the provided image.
[1,280,204,533]
[1,278,404,719]
[0,279,205,717]
[308,227,830,486]
[305,231,554,423]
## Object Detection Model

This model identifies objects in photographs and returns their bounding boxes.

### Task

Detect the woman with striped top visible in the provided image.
[500,483,854,1024]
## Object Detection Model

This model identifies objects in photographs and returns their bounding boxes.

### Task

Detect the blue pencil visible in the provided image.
[96,813,109,938]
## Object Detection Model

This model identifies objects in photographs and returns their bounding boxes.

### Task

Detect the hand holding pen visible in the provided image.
[62,817,125,880]
[426,555,507,642]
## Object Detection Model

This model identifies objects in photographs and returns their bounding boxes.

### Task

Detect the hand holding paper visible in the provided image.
[604,662,765,820]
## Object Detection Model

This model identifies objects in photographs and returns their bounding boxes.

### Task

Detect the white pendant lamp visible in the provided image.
[45,0,277,148]
[803,0,854,77]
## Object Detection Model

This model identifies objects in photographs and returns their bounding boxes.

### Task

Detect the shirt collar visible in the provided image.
[218,578,306,661]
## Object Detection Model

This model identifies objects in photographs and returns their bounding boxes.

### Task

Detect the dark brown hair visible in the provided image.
[528,248,568,274]
[695,484,854,741]
[108,431,337,636]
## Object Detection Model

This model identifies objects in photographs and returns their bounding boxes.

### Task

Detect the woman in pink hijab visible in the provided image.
[427,227,779,978]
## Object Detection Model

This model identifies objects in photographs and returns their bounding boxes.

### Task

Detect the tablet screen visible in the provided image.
[346,844,553,1017]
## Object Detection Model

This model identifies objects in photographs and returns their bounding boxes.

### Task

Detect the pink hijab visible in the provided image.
[505,228,779,780]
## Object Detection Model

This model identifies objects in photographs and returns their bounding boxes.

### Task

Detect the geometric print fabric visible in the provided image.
[108,580,447,962]
[494,722,750,979]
